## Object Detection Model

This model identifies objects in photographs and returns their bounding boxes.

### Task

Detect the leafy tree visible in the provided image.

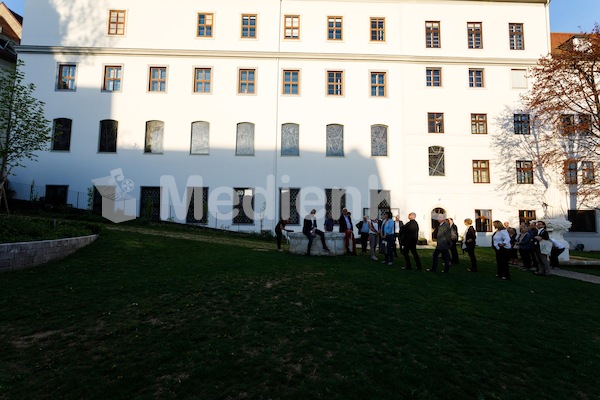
[0,60,52,213]
[520,25,600,211]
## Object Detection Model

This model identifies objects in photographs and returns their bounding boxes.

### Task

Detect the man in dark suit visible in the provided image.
[338,207,356,255]
[303,209,329,256]
[428,214,452,272]
[401,212,422,270]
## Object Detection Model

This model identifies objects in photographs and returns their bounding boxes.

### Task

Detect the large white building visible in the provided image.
[11,0,599,248]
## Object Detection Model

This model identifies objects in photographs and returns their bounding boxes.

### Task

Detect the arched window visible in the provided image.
[236,122,255,155]
[145,120,164,153]
[190,121,209,155]
[281,123,299,156]
[99,119,118,153]
[52,118,72,151]
[326,124,344,157]
[371,124,388,156]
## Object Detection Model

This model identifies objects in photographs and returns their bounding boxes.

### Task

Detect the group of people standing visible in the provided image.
[275,210,564,281]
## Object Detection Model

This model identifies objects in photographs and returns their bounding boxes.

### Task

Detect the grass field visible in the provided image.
[1,224,599,400]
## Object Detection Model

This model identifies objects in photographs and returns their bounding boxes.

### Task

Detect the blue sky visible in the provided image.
[1,0,598,33]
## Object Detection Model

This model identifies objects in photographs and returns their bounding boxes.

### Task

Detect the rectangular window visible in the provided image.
[467,22,482,49]
[475,209,492,232]
[516,160,534,184]
[328,16,343,40]
[238,69,256,94]
[284,15,300,39]
[582,161,595,184]
[561,114,576,135]
[473,160,490,183]
[241,14,257,38]
[108,10,126,36]
[149,67,167,92]
[509,23,524,50]
[370,72,386,97]
[193,68,211,93]
[425,21,441,48]
[579,113,592,135]
[511,69,528,89]
[103,65,122,92]
[197,13,214,37]
[519,210,537,226]
[428,113,444,133]
[233,188,254,224]
[568,210,597,232]
[514,114,530,134]
[325,188,346,217]
[564,159,578,184]
[428,146,445,176]
[280,188,300,224]
[370,17,385,41]
[283,70,300,95]
[426,67,441,87]
[327,70,343,96]
[469,68,484,88]
[57,64,77,91]
[471,114,487,134]
[45,185,68,206]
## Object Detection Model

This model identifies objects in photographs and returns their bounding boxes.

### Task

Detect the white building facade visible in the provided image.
[12,0,598,248]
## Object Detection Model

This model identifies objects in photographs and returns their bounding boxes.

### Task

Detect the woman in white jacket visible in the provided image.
[492,220,511,280]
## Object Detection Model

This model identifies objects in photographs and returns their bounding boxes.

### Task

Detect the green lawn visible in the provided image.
[1,225,599,400]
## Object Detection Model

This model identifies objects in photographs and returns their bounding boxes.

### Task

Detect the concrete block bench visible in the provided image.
[288,232,346,256]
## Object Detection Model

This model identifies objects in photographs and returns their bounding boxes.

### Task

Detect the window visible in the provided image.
[370,72,386,97]
[516,160,533,184]
[370,189,390,218]
[52,118,72,151]
[140,187,161,221]
[564,159,578,184]
[509,23,524,50]
[467,22,482,49]
[186,187,209,224]
[236,122,255,156]
[149,67,167,92]
[57,64,77,90]
[145,120,164,154]
[519,210,536,226]
[370,17,385,41]
[513,114,530,134]
[426,67,441,87]
[233,188,254,224]
[99,119,118,153]
[284,15,300,39]
[190,121,209,155]
[108,10,126,36]
[560,114,576,135]
[325,188,346,217]
[327,70,343,96]
[473,160,490,183]
[428,146,445,176]
[241,14,257,38]
[568,210,597,232]
[582,161,595,184]
[471,114,487,134]
[328,16,343,40]
[283,70,300,95]
[371,124,388,157]
[239,69,256,94]
[578,113,592,135]
[280,188,300,224]
[326,124,344,157]
[197,13,214,37]
[281,123,299,156]
[468,68,484,88]
[428,113,444,133]
[45,185,68,205]
[193,68,211,93]
[425,21,440,48]
[511,69,527,89]
[103,65,122,92]
[475,209,492,232]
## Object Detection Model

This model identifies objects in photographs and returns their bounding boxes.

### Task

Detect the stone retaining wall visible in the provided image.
[0,235,99,273]
[288,232,346,256]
